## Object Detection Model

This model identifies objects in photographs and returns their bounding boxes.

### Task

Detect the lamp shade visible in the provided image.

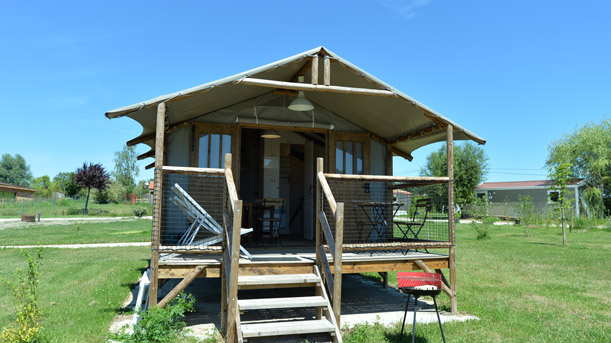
[288,91,314,111]
[261,130,281,139]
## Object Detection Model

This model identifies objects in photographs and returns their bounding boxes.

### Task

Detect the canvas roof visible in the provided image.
[0,182,36,193]
[105,46,485,159]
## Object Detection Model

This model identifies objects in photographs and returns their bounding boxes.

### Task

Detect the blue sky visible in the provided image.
[1,0,609,183]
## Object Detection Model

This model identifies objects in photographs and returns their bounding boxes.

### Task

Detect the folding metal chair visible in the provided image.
[394,198,431,241]
[170,183,253,259]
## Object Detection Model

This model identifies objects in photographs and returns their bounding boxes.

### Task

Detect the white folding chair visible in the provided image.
[171,183,252,259]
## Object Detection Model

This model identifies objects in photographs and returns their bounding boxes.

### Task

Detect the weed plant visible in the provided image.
[113,292,196,343]
[0,248,46,343]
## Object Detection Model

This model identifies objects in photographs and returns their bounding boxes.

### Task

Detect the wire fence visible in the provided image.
[0,197,152,218]
[159,171,227,247]
[323,179,450,250]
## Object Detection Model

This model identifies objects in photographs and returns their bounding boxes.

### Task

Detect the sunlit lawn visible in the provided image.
[351,223,611,342]
[0,219,151,245]
[0,247,150,343]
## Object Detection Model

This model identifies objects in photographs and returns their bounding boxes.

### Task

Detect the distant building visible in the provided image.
[0,182,37,201]
[149,181,155,205]
[53,191,65,199]
[476,179,588,218]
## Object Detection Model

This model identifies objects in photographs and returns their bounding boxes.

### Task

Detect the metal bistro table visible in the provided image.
[352,201,402,243]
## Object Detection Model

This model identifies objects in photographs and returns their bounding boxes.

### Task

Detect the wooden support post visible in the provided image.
[315,157,324,320]
[158,266,204,308]
[149,102,166,307]
[226,199,243,343]
[447,124,457,314]
[333,202,344,326]
[415,260,454,299]
[323,56,331,86]
[311,55,319,85]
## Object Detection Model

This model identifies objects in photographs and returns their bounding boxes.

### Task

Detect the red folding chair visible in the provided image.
[397,272,446,343]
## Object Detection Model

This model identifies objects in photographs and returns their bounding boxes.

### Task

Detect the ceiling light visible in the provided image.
[288,76,314,111]
[261,130,281,139]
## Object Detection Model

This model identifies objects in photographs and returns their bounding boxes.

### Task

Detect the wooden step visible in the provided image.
[238,273,320,289]
[238,296,327,311]
[241,319,335,338]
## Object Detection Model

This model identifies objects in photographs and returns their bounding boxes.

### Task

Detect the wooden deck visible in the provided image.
[158,248,449,279]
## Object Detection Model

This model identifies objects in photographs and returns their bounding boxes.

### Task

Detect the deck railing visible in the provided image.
[221,154,242,343]
[315,158,344,326]
[323,173,453,250]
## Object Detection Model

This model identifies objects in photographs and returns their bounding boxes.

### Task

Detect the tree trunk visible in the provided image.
[85,187,91,212]
[561,206,567,245]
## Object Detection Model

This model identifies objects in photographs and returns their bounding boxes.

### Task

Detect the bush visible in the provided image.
[133,208,147,218]
[0,248,46,343]
[93,188,110,204]
[113,292,195,343]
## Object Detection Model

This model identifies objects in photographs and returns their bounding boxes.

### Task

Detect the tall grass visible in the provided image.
[0,197,152,218]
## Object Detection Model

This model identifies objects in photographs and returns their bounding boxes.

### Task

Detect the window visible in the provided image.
[548,190,559,204]
[335,140,363,174]
[198,133,231,168]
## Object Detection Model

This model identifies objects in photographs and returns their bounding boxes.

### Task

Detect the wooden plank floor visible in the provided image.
[158,247,449,279]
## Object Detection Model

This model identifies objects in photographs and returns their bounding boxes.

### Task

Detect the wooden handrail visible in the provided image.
[317,172,337,214]
[318,211,336,256]
[323,173,449,183]
[225,169,238,213]
[161,165,225,175]
[318,245,334,297]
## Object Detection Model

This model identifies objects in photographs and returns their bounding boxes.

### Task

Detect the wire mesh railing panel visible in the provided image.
[159,172,227,249]
[323,179,450,249]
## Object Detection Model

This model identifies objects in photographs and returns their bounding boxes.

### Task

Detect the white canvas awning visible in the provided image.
[106,46,485,160]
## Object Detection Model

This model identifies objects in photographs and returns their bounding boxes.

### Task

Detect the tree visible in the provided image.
[546,118,611,212]
[0,154,32,186]
[53,172,82,197]
[32,175,53,198]
[548,163,573,245]
[420,142,489,205]
[113,145,139,194]
[73,162,110,211]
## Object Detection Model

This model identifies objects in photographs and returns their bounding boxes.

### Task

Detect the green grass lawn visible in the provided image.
[0,197,152,218]
[0,246,150,343]
[351,223,611,342]
[0,219,152,245]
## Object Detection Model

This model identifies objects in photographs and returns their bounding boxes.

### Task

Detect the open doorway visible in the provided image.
[239,128,324,245]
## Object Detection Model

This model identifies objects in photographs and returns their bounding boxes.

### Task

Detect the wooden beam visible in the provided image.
[319,210,336,255]
[149,102,166,307]
[126,120,190,147]
[323,56,331,86]
[447,124,457,314]
[226,199,243,343]
[311,55,319,85]
[158,265,204,308]
[389,124,445,145]
[317,172,337,214]
[137,150,155,160]
[323,173,449,183]
[240,78,395,97]
[390,147,413,162]
[161,166,225,175]
[145,162,155,170]
[414,260,453,299]
[332,202,344,326]
[272,89,298,97]
[315,157,324,320]
[290,58,313,82]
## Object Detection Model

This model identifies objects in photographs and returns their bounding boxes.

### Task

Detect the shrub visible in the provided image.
[0,248,46,343]
[515,195,537,236]
[133,208,147,218]
[113,292,195,343]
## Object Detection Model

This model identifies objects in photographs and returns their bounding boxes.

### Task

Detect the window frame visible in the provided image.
[328,132,370,175]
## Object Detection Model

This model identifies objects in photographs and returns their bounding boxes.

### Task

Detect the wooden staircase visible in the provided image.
[235,266,342,342]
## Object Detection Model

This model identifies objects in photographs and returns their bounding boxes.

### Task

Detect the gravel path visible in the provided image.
[0,242,150,249]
